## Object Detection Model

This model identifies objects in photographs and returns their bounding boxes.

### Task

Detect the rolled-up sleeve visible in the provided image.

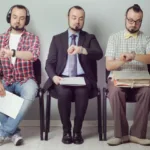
[28,35,40,61]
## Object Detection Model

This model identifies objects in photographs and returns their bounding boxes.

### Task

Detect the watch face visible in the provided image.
[12,49,16,57]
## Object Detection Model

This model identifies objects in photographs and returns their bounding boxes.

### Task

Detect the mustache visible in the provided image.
[70,27,81,32]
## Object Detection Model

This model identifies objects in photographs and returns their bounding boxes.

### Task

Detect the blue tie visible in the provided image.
[68,34,77,77]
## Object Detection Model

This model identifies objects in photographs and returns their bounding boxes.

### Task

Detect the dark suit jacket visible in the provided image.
[44,30,103,94]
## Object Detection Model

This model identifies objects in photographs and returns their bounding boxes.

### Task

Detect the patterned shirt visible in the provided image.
[0,28,40,85]
[105,30,150,73]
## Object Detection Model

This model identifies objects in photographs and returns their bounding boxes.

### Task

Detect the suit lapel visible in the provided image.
[61,30,68,55]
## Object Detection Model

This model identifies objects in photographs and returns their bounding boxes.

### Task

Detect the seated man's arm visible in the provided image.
[16,35,40,61]
[45,36,58,80]
[68,35,103,60]
[1,35,40,61]
[84,35,103,60]
[0,61,5,96]
[133,37,150,64]
[106,56,125,71]
[134,53,150,64]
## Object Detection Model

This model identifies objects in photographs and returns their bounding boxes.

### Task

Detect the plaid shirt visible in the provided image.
[105,30,150,73]
[0,28,40,85]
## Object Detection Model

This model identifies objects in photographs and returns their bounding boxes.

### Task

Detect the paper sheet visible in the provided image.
[60,77,86,86]
[0,91,24,119]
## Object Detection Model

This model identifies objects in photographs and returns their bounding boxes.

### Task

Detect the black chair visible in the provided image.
[102,66,150,141]
[44,85,102,141]
[33,59,45,140]
[43,61,102,141]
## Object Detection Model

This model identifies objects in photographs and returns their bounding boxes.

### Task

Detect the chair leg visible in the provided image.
[48,92,51,133]
[103,88,107,141]
[39,90,44,140]
[45,91,51,140]
[97,88,102,141]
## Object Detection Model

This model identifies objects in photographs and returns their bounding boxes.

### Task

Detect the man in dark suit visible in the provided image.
[44,6,103,144]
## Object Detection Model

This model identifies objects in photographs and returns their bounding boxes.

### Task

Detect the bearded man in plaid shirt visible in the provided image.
[0,5,40,146]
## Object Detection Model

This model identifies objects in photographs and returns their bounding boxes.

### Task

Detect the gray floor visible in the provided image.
[0,126,150,150]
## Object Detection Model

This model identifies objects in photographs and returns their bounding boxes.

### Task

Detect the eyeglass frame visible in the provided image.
[126,17,142,25]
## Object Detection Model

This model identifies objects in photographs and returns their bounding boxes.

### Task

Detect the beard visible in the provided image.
[70,26,82,32]
[126,28,139,33]
[69,23,83,32]
[125,23,141,33]
[11,25,24,31]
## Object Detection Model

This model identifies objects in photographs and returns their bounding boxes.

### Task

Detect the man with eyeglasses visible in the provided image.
[105,4,150,146]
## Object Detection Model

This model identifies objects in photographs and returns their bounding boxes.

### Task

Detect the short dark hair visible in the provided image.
[68,6,85,16]
[126,4,143,16]
[10,5,29,16]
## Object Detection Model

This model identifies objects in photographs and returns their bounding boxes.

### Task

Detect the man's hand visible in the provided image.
[67,45,82,55]
[120,52,135,62]
[0,48,13,58]
[52,76,62,85]
[0,49,5,58]
[0,82,6,97]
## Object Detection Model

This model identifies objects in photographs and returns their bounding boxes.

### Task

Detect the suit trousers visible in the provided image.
[55,84,89,133]
[107,79,150,138]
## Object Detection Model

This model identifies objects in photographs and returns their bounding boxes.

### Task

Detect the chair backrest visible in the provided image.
[105,69,110,83]
[33,59,41,85]
[147,64,150,74]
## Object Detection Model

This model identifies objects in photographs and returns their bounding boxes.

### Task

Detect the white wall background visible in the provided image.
[0,0,150,120]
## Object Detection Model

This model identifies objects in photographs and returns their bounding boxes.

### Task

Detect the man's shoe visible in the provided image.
[107,136,129,146]
[62,132,72,144]
[73,133,84,144]
[11,133,23,146]
[0,137,5,146]
[130,136,150,146]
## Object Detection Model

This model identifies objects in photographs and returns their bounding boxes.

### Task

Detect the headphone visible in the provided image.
[6,4,30,25]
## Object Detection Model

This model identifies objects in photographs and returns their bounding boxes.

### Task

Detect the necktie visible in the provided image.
[68,34,77,77]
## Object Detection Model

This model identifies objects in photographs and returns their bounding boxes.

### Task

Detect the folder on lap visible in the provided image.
[113,71,150,88]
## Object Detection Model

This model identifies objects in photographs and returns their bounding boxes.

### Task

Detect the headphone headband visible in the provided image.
[6,4,30,25]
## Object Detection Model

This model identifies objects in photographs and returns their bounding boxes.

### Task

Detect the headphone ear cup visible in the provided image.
[6,13,11,23]
[25,15,30,25]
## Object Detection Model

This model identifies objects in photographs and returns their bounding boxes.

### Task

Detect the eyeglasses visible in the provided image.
[126,17,142,25]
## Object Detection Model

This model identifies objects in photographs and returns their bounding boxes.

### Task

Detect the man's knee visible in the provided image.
[20,80,38,101]
[57,86,72,99]
[75,87,88,97]
[21,87,38,101]
[108,87,123,99]
[141,87,150,95]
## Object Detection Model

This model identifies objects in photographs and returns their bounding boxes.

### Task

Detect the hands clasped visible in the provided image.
[120,52,136,62]
[67,45,82,55]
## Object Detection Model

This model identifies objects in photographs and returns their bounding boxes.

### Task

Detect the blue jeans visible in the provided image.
[0,79,38,137]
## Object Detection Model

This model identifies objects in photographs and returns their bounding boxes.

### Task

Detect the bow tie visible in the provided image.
[124,32,138,39]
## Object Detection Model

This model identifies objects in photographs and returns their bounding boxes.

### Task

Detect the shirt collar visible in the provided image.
[6,27,28,37]
[68,28,79,38]
[124,30,139,39]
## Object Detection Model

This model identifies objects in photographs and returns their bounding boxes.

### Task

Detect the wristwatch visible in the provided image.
[80,46,83,54]
[11,49,16,57]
